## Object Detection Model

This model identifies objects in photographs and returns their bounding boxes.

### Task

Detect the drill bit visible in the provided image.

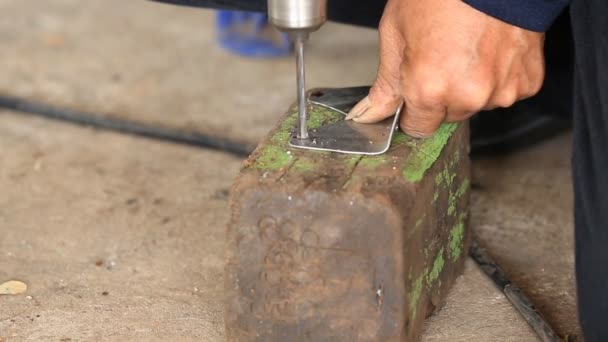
[267,0,327,140]
[294,32,309,139]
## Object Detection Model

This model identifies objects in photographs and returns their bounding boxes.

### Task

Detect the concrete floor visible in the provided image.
[0,0,579,340]
[0,0,379,144]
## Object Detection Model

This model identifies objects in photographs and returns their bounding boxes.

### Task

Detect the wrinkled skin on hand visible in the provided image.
[346,0,546,138]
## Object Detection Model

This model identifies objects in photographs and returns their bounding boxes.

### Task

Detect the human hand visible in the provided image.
[345,0,546,138]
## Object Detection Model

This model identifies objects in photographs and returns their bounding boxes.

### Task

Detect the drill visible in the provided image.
[151,0,328,139]
[268,0,328,139]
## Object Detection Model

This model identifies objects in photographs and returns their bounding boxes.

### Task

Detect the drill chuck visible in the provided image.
[268,0,327,140]
[268,0,327,32]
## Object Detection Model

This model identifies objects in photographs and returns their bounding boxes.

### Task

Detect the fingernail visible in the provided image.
[353,102,382,123]
[345,96,370,120]
[351,107,372,122]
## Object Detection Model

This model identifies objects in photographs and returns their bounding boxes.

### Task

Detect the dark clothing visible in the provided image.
[571,0,608,340]
[151,0,388,28]
[463,0,569,32]
[152,0,569,32]
[153,0,605,339]
[153,0,266,12]
[150,0,574,109]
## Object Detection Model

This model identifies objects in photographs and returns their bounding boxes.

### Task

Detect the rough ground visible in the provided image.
[0,0,378,144]
[1,112,538,341]
[472,133,578,338]
[0,0,579,340]
[0,112,232,341]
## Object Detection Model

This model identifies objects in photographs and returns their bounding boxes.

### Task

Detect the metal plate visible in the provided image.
[289,87,402,155]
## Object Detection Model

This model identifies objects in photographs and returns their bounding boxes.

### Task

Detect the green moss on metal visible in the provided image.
[307,105,344,129]
[253,106,458,175]
[427,248,445,284]
[360,123,457,173]
[435,172,443,186]
[409,247,446,318]
[432,191,439,204]
[435,167,457,188]
[252,110,296,170]
[456,178,470,198]
[449,214,466,261]
[254,145,293,170]
[435,151,468,214]
[390,131,412,146]
[447,178,470,216]
[253,106,348,171]
[271,111,297,145]
[409,274,424,317]
[402,123,458,183]
[447,203,455,216]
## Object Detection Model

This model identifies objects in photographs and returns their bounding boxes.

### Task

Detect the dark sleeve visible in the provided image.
[462,0,570,32]
[150,0,266,12]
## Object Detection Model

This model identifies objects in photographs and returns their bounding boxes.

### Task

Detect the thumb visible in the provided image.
[346,16,403,123]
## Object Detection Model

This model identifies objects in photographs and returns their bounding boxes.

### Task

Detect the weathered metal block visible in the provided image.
[226,103,471,341]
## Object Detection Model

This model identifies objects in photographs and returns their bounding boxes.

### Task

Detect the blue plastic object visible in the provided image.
[216,10,292,58]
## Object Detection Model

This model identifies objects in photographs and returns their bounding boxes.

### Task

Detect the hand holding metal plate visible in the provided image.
[289,87,402,155]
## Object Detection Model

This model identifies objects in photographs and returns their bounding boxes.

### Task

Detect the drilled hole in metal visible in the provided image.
[310,91,324,98]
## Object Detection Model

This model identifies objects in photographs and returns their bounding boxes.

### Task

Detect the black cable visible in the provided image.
[470,240,562,342]
[0,94,255,158]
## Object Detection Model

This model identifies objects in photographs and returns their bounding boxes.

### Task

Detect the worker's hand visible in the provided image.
[345,0,546,138]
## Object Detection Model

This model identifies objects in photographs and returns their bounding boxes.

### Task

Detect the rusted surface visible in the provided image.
[226,104,471,341]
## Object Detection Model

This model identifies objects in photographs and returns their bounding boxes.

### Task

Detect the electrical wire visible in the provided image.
[0,94,254,158]
[470,241,562,342]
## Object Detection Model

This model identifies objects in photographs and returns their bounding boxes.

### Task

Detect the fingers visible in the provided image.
[400,102,447,138]
[345,1,546,139]
[484,56,544,110]
[346,6,403,123]
[398,62,451,136]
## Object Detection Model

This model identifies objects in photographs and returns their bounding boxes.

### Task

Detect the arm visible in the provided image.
[347,0,563,137]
